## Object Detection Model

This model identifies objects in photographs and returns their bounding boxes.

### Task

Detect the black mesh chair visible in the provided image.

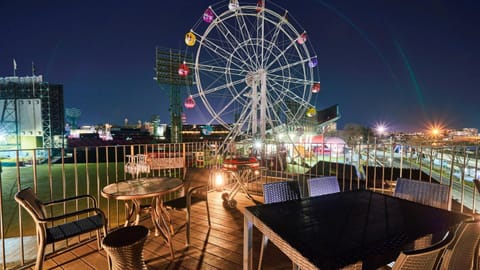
[258,181,301,269]
[163,167,211,246]
[307,176,340,197]
[14,187,107,270]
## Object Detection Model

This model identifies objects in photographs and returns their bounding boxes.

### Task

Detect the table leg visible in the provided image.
[151,196,175,259]
[244,213,253,270]
[223,170,255,208]
[124,199,141,226]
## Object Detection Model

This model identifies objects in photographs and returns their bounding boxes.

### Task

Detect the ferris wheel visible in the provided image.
[182,0,320,144]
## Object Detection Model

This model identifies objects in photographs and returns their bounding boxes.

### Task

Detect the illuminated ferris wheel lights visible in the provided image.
[185,31,196,46]
[178,62,190,76]
[256,0,264,13]
[203,7,215,23]
[184,96,196,109]
[228,0,239,11]
[306,107,317,117]
[308,57,318,68]
[297,32,308,44]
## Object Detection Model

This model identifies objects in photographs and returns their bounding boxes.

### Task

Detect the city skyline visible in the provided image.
[1,0,479,132]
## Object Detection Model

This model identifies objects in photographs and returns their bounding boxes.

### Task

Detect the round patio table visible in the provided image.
[102,177,183,259]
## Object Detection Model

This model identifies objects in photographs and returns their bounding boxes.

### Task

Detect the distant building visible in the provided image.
[181,124,230,142]
[0,75,64,150]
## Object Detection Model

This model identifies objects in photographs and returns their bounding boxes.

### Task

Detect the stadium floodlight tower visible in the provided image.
[154,47,193,143]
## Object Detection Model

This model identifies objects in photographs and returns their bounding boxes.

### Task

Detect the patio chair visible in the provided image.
[258,180,301,270]
[474,179,480,194]
[14,187,107,270]
[391,228,455,270]
[163,167,211,246]
[394,178,451,210]
[307,176,340,197]
[439,220,480,270]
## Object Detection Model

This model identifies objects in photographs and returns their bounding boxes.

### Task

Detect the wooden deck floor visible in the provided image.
[30,191,292,270]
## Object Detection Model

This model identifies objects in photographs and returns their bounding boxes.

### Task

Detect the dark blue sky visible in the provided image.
[1,0,479,132]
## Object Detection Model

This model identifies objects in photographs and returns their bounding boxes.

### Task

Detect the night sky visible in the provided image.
[1,0,479,132]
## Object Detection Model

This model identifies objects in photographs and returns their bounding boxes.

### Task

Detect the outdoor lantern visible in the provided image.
[228,0,239,11]
[178,62,190,76]
[185,32,196,46]
[203,7,214,23]
[297,32,307,44]
[214,171,225,191]
[256,0,263,12]
[311,83,320,93]
[308,57,318,68]
[184,95,196,109]
[306,107,317,117]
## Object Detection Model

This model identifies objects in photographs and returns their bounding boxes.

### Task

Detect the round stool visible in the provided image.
[102,225,149,270]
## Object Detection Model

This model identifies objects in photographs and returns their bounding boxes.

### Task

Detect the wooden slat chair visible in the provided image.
[394,178,451,210]
[258,181,301,270]
[163,167,211,246]
[439,220,480,270]
[307,176,340,197]
[392,229,455,270]
[15,187,107,270]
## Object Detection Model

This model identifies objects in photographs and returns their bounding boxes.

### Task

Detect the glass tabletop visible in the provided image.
[101,177,183,200]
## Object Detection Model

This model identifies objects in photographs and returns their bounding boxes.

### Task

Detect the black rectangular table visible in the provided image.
[243,189,469,270]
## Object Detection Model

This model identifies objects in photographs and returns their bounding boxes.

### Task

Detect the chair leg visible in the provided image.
[98,225,108,250]
[258,235,269,270]
[35,244,46,270]
[96,230,102,250]
[186,207,191,246]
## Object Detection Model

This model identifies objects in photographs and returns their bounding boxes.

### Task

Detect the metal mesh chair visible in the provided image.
[391,229,455,270]
[307,176,340,197]
[14,187,107,270]
[258,181,301,269]
[102,225,149,270]
[263,180,301,204]
[394,178,452,251]
[163,167,211,246]
[439,220,480,270]
[394,178,451,210]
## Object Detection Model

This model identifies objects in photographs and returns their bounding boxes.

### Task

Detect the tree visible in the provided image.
[340,123,374,145]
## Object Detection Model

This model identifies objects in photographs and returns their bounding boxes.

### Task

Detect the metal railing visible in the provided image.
[0,141,479,269]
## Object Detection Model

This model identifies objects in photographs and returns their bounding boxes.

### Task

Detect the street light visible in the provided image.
[427,122,445,145]
[374,122,388,145]
[376,124,386,136]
